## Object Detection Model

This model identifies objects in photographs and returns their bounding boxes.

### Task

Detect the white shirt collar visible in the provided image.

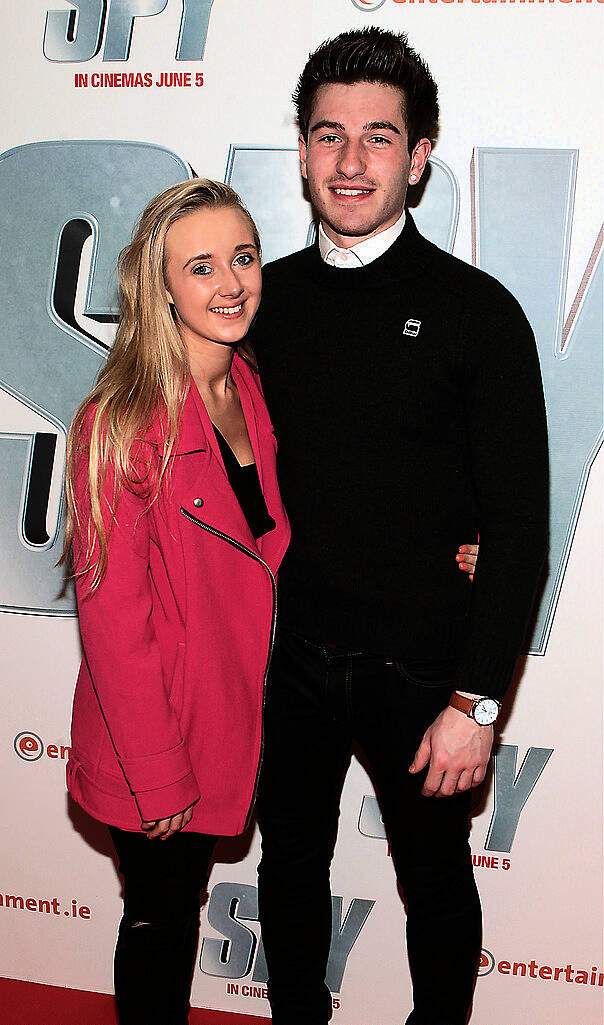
[318,210,406,268]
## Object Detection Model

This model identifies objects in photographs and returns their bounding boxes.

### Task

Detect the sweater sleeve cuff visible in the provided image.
[454,650,519,702]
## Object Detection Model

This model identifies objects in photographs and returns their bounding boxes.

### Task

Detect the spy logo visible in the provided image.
[200,882,374,992]
[43,0,215,63]
[402,318,421,337]
[351,0,387,10]
[14,731,44,761]
[478,948,495,977]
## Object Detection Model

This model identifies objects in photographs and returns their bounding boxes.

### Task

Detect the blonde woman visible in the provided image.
[63,179,290,1024]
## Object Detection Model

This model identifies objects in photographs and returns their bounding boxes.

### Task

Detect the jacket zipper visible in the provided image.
[180,507,277,828]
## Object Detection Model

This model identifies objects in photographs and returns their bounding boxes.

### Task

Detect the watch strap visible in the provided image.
[448,692,475,717]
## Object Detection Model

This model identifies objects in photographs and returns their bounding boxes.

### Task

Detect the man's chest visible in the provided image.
[256,287,464,447]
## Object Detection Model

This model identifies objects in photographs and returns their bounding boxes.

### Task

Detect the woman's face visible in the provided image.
[163,205,261,354]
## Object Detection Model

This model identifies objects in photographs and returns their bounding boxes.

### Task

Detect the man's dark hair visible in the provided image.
[293,27,439,153]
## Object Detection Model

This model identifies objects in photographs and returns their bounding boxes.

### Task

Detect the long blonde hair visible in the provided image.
[62,178,260,593]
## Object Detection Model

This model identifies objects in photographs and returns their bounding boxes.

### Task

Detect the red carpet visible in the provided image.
[0,977,268,1025]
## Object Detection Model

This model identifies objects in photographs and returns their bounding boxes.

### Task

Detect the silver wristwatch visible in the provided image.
[449,692,500,726]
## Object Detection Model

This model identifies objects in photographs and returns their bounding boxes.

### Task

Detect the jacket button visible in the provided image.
[193,497,203,507]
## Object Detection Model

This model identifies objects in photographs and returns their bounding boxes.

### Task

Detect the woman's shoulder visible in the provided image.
[69,397,169,496]
[75,396,166,445]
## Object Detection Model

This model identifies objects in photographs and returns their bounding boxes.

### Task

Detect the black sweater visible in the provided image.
[250,214,549,699]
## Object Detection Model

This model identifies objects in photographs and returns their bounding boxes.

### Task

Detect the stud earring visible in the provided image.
[409,173,417,182]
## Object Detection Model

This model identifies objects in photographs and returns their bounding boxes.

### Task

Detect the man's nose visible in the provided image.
[335,139,366,178]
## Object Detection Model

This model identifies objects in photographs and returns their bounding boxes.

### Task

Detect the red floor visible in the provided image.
[0,977,268,1025]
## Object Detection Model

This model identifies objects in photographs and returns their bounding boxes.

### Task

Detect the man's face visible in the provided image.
[299,81,431,248]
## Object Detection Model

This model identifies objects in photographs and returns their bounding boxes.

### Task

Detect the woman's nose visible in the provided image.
[217,265,243,296]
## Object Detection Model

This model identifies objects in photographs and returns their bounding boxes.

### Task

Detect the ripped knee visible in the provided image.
[120,909,198,934]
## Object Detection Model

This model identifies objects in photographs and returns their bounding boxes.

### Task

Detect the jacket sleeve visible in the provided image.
[453,280,549,700]
[73,450,201,823]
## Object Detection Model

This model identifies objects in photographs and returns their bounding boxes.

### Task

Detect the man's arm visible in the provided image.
[411,277,549,795]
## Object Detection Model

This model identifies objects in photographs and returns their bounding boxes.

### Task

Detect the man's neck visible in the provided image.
[320,208,405,250]
[318,210,406,268]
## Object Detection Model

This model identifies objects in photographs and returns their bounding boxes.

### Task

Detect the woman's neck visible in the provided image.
[185,335,236,398]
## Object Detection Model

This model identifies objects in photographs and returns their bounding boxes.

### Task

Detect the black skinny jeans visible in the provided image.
[257,626,482,1025]
[109,826,216,1025]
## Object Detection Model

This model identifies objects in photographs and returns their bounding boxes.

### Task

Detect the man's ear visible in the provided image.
[298,133,308,181]
[408,138,432,185]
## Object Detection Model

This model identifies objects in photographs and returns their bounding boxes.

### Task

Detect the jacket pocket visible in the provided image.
[168,641,186,715]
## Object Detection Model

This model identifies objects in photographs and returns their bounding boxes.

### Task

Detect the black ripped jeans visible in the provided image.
[257,626,482,1025]
[108,826,216,1025]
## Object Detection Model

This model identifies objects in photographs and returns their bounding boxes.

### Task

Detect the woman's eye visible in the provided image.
[192,263,211,275]
[234,252,254,267]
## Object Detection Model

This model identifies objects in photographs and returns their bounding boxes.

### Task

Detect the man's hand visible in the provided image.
[409,706,494,797]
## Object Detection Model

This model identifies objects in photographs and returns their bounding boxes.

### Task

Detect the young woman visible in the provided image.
[63,179,290,1025]
[63,177,478,1025]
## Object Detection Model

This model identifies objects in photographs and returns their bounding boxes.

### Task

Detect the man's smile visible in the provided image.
[329,184,375,198]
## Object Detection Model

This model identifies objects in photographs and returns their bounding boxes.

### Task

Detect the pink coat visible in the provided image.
[66,355,290,835]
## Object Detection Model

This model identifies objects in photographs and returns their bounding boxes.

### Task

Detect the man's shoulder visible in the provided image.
[419,231,526,318]
[261,245,315,284]
[259,226,527,323]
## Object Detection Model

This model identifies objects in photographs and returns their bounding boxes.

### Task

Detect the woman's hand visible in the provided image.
[141,803,195,840]
[456,543,478,582]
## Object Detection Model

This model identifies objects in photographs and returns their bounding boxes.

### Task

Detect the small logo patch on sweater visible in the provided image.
[402,318,421,338]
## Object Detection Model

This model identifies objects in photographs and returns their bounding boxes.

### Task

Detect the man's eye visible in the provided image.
[319,134,340,144]
[369,136,390,145]
[192,264,211,275]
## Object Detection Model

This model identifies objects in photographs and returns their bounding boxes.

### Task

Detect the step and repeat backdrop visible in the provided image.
[1,2,602,1024]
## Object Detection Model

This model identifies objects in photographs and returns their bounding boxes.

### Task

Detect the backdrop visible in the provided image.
[1,2,602,1024]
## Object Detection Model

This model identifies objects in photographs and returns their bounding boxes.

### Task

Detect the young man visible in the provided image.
[250,28,549,1025]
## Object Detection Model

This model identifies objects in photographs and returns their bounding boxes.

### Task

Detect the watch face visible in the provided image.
[474,698,499,725]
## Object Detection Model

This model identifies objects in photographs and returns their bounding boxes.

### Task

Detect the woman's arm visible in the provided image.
[73,455,200,827]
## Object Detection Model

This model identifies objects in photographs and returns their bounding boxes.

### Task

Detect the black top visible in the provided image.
[213,427,275,540]
[249,213,549,699]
